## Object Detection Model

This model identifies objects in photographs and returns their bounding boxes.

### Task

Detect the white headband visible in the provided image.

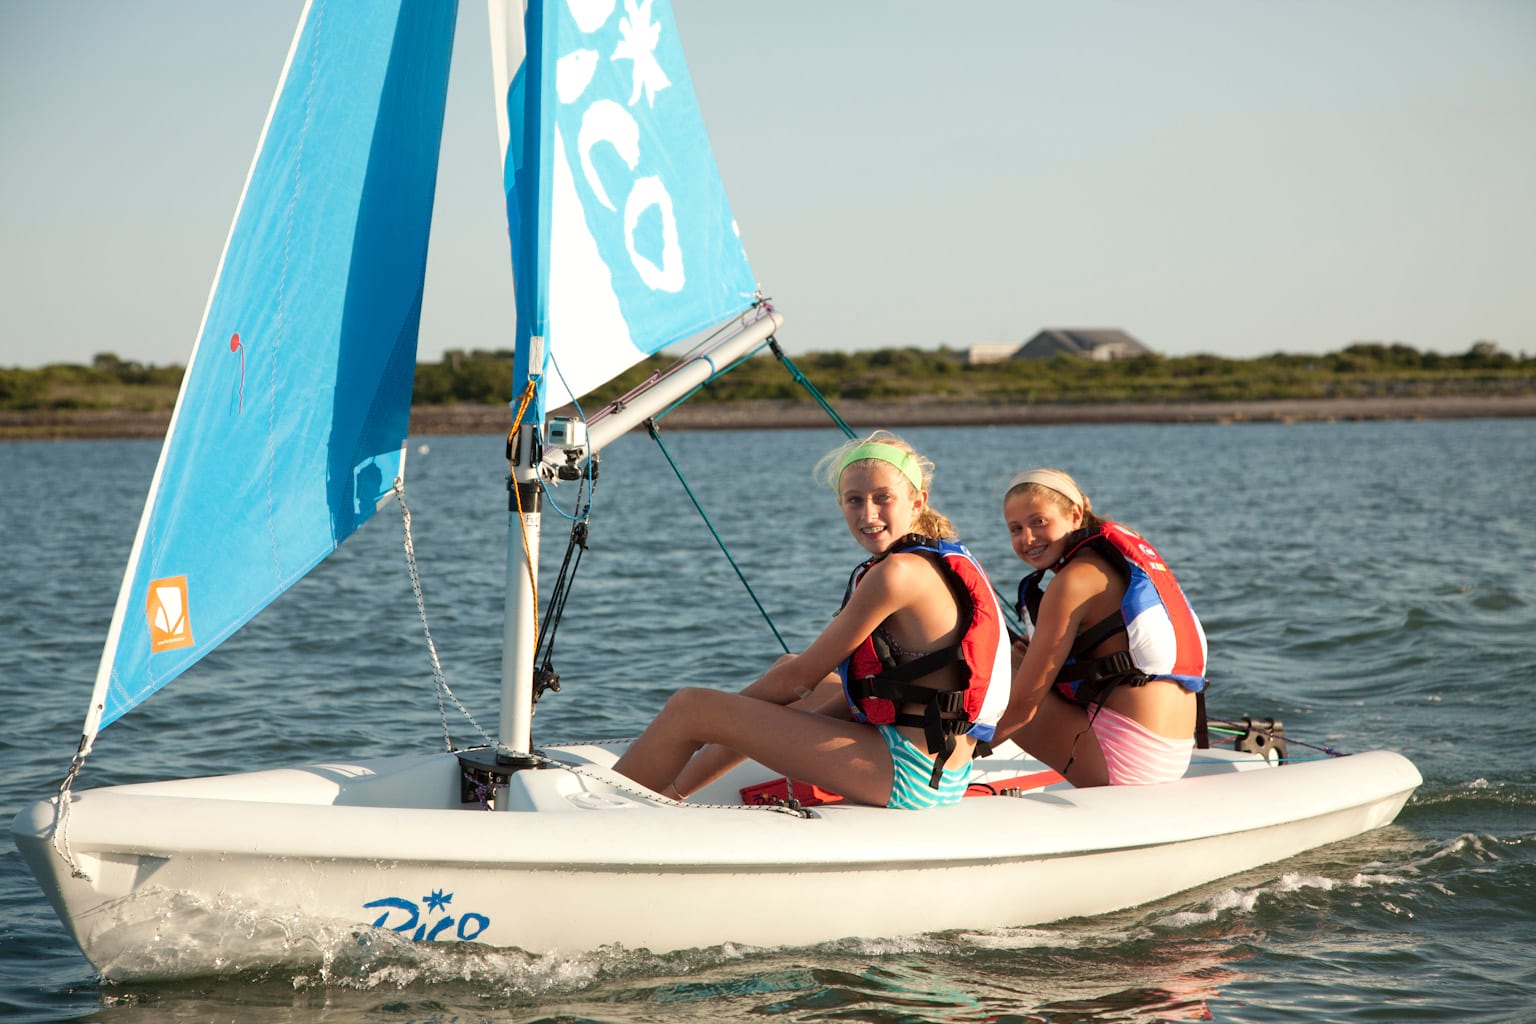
[1005,468,1085,509]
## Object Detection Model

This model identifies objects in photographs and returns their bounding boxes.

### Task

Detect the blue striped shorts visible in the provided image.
[877,724,972,809]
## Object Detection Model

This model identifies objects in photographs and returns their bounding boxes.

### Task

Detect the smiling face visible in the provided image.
[838,461,925,556]
[1003,488,1084,570]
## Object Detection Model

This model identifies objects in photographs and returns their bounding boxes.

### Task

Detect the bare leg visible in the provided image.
[1010,692,1110,788]
[673,677,849,795]
[613,687,895,806]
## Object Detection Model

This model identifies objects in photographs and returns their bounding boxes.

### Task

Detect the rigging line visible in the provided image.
[995,589,1026,634]
[604,302,780,429]
[535,489,591,670]
[645,420,791,654]
[537,485,588,522]
[538,350,597,523]
[50,738,89,880]
[651,341,775,423]
[1208,719,1344,758]
[394,482,493,750]
[768,337,856,439]
[635,302,783,424]
[760,339,1028,632]
[506,381,541,633]
[535,452,595,523]
[1188,752,1334,765]
[581,312,746,435]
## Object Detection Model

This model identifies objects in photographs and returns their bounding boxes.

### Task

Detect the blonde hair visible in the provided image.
[1001,467,1107,531]
[816,430,957,540]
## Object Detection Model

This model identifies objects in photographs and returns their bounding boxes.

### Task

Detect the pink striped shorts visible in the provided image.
[1088,703,1194,785]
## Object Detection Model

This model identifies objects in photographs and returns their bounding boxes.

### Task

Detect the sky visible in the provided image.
[2,0,1533,370]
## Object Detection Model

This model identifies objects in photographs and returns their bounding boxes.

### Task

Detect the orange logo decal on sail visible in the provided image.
[147,576,195,653]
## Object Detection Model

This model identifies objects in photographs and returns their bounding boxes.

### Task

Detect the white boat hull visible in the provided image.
[12,742,1420,980]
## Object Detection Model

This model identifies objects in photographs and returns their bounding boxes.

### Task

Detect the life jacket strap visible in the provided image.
[1055,649,1148,707]
[845,646,965,720]
[1072,610,1127,659]
[847,667,967,713]
[858,646,961,689]
[888,710,961,788]
[846,677,970,791]
[890,709,973,735]
[1195,690,1210,749]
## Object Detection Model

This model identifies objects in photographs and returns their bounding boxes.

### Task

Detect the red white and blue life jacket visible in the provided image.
[839,535,1012,787]
[1018,524,1207,707]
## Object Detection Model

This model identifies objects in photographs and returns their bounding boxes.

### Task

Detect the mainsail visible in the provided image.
[82,0,458,743]
[81,0,756,749]
[491,0,759,419]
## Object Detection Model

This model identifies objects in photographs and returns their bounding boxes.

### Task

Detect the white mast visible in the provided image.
[493,309,783,786]
[499,422,543,764]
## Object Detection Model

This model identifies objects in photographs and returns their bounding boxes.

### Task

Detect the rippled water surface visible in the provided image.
[3,419,1533,1023]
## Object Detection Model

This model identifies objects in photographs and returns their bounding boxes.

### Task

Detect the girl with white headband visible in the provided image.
[992,468,1209,786]
[615,431,1011,809]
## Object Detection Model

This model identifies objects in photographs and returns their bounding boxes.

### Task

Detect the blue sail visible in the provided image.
[84,0,458,737]
[493,0,759,418]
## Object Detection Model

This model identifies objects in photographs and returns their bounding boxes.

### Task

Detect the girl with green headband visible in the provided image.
[614,431,1011,809]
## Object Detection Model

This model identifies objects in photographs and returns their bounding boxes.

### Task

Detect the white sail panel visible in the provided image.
[83,0,458,739]
[495,0,759,417]
[546,123,637,403]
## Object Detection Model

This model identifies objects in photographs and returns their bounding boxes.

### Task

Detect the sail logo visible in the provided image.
[557,0,687,294]
[147,576,195,653]
[363,889,490,942]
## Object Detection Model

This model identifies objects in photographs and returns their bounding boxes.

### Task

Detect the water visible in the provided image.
[3,419,1534,1023]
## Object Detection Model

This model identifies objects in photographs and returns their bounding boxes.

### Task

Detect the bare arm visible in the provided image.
[748,555,930,701]
[992,562,1101,744]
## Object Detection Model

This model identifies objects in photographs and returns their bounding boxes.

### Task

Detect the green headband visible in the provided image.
[837,442,924,492]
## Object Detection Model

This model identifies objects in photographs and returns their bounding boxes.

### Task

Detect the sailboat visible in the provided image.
[12,0,1420,982]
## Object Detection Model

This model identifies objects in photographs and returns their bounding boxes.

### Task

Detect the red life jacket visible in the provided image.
[1018,524,1208,740]
[838,535,1011,787]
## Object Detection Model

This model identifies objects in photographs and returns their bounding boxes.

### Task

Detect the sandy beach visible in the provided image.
[4,393,1534,441]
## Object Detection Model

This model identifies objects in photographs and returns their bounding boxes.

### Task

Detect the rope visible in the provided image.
[526,741,815,818]
[769,337,856,439]
[763,337,1028,632]
[1208,719,1346,758]
[395,481,493,751]
[1191,752,1338,765]
[506,381,541,633]
[51,737,89,879]
[536,353,597,525]
[645,421,791,653]
[652,341,771,423]
[535,517,590,682]
[537,465,594,523]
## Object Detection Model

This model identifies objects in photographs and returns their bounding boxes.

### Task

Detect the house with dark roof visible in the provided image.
[1016,329,1151,361]
[965,329,1152,365]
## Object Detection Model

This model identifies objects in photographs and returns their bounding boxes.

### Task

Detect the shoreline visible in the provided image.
[4,393,1535,440]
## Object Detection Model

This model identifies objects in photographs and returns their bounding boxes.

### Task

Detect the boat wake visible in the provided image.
[94,829,1508,1024]
[99,925,1235,1024]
